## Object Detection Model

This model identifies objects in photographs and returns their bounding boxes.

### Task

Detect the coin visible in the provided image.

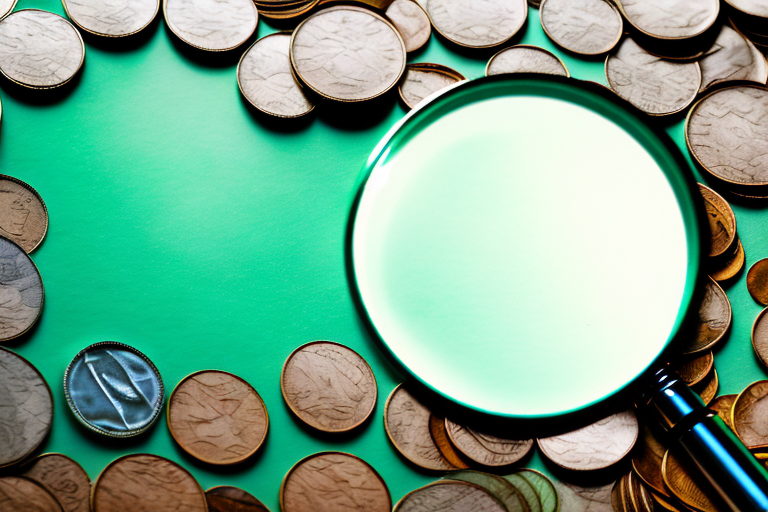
[0,175,47,253]
[280,452,391,512]
[503,473,542,512]
[0,10,84,89]
[20,454,91,512]
[537,410,638,471]
[486,45,569,76]
[553,480,612,512]
[385,0,431,53]
[398,63,465,110]
[163,0,258,51]
[445,419,533,467]
[62,0,159,37]
[699,24,768,92]
[0,348,53,468]
[661,450,724,512]
[710,240,745,282]
[613,472,654,512]
[92,453,208,512]
[615,0,719,40]
[445,471,528,512]
[281,341,376,432]
[693,368,718,405]
[423,0,527,49]
[652,492,687,512]
[511,470,559,512]
[749,259,768,305]
[394,480,507,512]
[0,236,43,342]
[206,486,270,512]
[632,421,668,497]
[673,351,713,386]
[605,37,701,116]
[539,0,622,55]
[64,341,164,438]
[733,380,768,449]
[0,476,62,512]
[709,394,736,430]
[754,308,768,369]
[686,85,768,188]
[679,277,731,355]
[428,414,468,468]
[698,183,737,259]
[0,0,14,21]
[168,370,268,465]
[290,6,406,103]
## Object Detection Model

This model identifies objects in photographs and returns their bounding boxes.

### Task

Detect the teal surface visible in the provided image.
[4,1,767,510]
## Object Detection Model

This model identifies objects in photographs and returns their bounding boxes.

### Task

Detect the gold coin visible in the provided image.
[672,351,713,387]
[631,421,669,497]
[0,175,48,253]
[709,394,737,430]
[611,475,627,512]
[20,453,91,512]
[692,368,718,405]
[539,0,622,56]
[698,183,737,259]
[428,414,469,469]
[423,0,527,49]
[398,63,465,110]
[753,308,768,368]
[445,419,533,467]
[445,471,529,512]
[394,480,507,512]
[651,492,686,512]
[553,480,613,512]
[733,380,768,449]
[661,450,725,512]
[710,240,745,282]
[486,45,569,77]
[385,0,431,53]
[679,277,731,355]
[748,259,768,305]
[0,476,62,512]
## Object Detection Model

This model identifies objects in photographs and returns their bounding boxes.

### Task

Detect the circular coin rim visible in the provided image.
[398,62,466,110]
[753,307,768,368]
[661,450,718,512]
[514,469,560,512]
[162,0,258,52]
[748,259,768,305]
[613,0,720,41]
[681,277,732,355]
[20,452,92,507]
[696,368,718,405]
[731,379,768,449]
[674,350,714,387]
[724,0,768,20]
[698,183,737,259]
[444,418,533,467]
[0,174,49,253]
[485,44,571,77]
[710,240,745,282]
[393,479,507,512]
[0,234,45,342]
[385,0,431,53]
[61,0,160,38]
[205,485,270,511]
[539,0,623,56]
[0,475,64,512]
[425,0,528,49]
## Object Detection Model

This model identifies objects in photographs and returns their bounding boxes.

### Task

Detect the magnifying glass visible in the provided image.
[347,75,768,512]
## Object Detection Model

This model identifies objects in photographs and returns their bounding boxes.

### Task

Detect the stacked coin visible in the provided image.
[700,184,745,282]
[398,63,465,110]
[725,0,768,55]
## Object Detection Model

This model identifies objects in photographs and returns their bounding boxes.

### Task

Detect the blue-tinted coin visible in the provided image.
[64,341,164,437]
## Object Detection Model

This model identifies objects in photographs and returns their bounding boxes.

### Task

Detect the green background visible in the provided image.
[4,1,767,509]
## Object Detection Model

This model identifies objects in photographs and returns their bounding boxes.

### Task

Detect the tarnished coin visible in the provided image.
[0,348,53,469]
[280,452,391,512]
[386,0,431,53]
[503,473,542,512]
[169,370,268,465]
[710,240,745,282]
[605,37,701,116]
[429,414,469,468]
[399,63,465,110]
[686,85,768,188]
[92,454,207,512]
[754,308,768,368]
[206,486,270,512]
[64,341,164,438]
[662,450,725,512]
[20,454,90,512]
[613,472,654,512]
[163,0,258,51]
[445,471,528,512]
[0,10,84,89]
[486,45,569,76]
[537,410,638,471]
[290,6,406,102]
[62,0,159,37]
[512,470,559,512]
[615,0,719,40]
[631,421,669,497]
[693,368,718,405]
[553,480,612,512]
[673,351,713,386]
[0,236,43,342]
[423,0,527,49]
[699,24,768,92]
[698,183,737,259]
[0,176,47,253]
[394,480,507,512]
[679,277,731,355]
[282,341,376,432]
[733,380,768,449]
[539,0,622,55]
[749,259,768,305]
[445,419,533,467]
[0,476,62,512]
[709,394,736,430]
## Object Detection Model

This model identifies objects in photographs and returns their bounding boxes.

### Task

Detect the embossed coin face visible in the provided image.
[206,486,270,512]
[395,480,507,512]
[164,0,258,51]
[709,394,736,430]
[0,176,47,253]
[753,308,768,368]
[553,480,613,512]
[0,476,62,512]
[486,45,569,76]
[540,0,622,55]
[537,410,638,471]
[169,370,268,465]
[0,348,53,468]
[662,450,724,512]
[428,414,468,468]
[673,351,713,386]
[606,37,701,116]
[616,0,719,40]
[291,6,406,102]
[423,0,527,49]
[20,454,91,512]
[733,380,768,449]
[399,63,465,110]
[698,183,736,259]
[386,0,431,53]
[63,0,159,37]
[699,24,768,93]
[631,421,668,497]
[710,240,745,282]
[64,342,164,437]
[92,454,207,512]
[748,259,768,305]
[679,277,731,355]
[0,10,84,89]
[281,341,376,432]
[445,419,533,467]
[446,471,527,512]
[281,452,391,512]
[0,237,43,341]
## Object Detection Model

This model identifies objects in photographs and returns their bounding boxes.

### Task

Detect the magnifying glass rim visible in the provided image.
[346,74,704,419]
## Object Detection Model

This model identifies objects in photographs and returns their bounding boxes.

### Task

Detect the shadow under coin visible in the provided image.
[0,67,84,107]
[239,94,315,134]
[79,15,162,53]
[315,91,399,132]
[165,24,254,69]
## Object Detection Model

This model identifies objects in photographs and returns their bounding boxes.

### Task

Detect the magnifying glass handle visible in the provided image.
[641,368,768,512]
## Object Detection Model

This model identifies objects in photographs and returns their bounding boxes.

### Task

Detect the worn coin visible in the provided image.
[92,453,208,512]
[699,24,768,92]
[0,10,84,89]
[445,471,528,512]
[733,380,768,449]
[748,259,768,305]
[399,63,465,110]
[662,450,725,512]
[486,45,569,76]
[394,480,507,512]
[754,308,768,368]
[0,476,62,512]
[386,0,431,53]
[164,0,258,51]
[169,370,268,465]
[709,394,736,430]
[282,341,376,432]
[445,419,533,467]
[631,421,669,497]
[64,341,164,437]
[693,368,718,405]
[710,240,745,282]
[0,348,53,468]
[615,0,719,40]
[673,351,714,386]
[553,480,612,512]
[539,0,622,55]
[679,277,731,355]
[62,0,159,37]
[206,486,270,512]
[0,175,47,253]
[0,236,43,342]
[511,470,559,512]
[428,414,469,468]
[423,0,527,49]
[699,183,737,259]
[280,452,391,512]
[20,454,90,512]
[503,473,542,512]
[291,6,406,102]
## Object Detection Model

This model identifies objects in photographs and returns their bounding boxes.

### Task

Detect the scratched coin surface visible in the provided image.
[423,0,527,49]
[537,410,638,471]
[553,480,612,512]
[748,259,768,305]
[512,469,559,512]
[539,0,622,55]
[686,85,768,187]
[673,351,713,386]
[169,370,268,465]
[0,236,43,342]
[0,348,53,468]
[64,341,164,437]
[699,183,736,259]
[281,341,376,432]
[385,0,431,53]
[679,277,731,355]
[445,419,533,467]
[20,454,91,512]
[631,421,668,497]
[62,0,159,36]
[615,0,719,40]
[733,380,768,449]
[394,480,507,512]
[606,37,701,116]
[429,414,468,468]
[699,24,768,92]
[0,476,62,512]
[0,176,47,253]
[0,10,84,89]
[164,0,258,51]
[710,240,745,282]
[206,486,270,512]
[92,453,207,512]
[486,45,569,76]
[445,471,527,512]
[662,450,724,512]
[753,308,768,368]
[399,63,465,110]
[290,6,406,102]
[709,394,736,430]
[280,452,391,512]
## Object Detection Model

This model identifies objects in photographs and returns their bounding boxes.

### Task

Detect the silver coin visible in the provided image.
[386,0,431,53]
[0,0,15,22]
[64,341,164,437]
[0,236,43,342]
[291,5,406,102]
[616,0,719,40]
[540,0,622,55]
[486,45,569,76]
[63,0,159,37]
[0,10,84,89]
[399,63,464,110]
[238,33,314,118]
[726,0,768,18]
[423,0,527,49]
[164,0,258,51]
[699,24,768,92]
[394,481,507,512]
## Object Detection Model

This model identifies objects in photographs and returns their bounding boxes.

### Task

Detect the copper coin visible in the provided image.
[539,0,622,55]
[281,341,377,433]
[398,63,465,110]
[699,24,768,93]
[0,236,43,342]
[168,370,268,465]
[384,385,453,470]
[206,486,270,512]
[386,0,431,53]
[653,492,687,512]
[661,450,724,512]
[486,45,569,76]
[280,452,391,512]
[733,380,768,449]
[709,394,737,430]
[20,454,90,512]
[92,453,207,512]
[0,476,62,512]
[0,348,53,468]
[163,0,258,51]
[613,472,654,512]
[679,277,731,355]
[537,410,638,471]
[423,0,527,49]
[445,419,533,467]
[748,259,768,305]
[615,0,719,40]
[428,414,468,468]
[553,480,613,512]
[693,368,718,405]
[511,470,559,512]
[753,308,768,368]
[62,0,159,37]
[445,471,528,512]
[673,351,714,386]
[698,183,737,259]
[0,175,47,253]
[631,421,669,497]
[394,480,507,512]
[710,240,745,282]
